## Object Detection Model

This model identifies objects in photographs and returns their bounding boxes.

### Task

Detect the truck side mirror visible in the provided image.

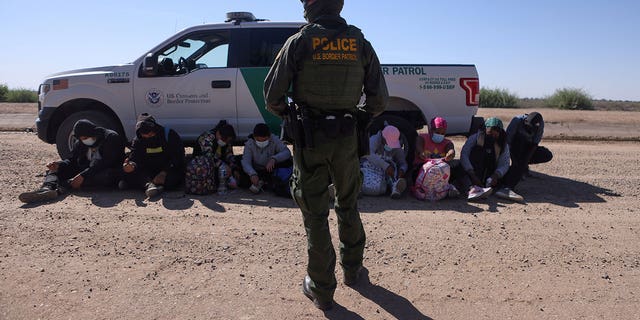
[142,53,158,77]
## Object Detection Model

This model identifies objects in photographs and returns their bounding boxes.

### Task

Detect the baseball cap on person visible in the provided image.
[484,117,504,129]
[430,117,447,130]
[382,125,401,149]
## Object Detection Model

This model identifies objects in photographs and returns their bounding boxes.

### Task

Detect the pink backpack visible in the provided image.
[413,159,450,201]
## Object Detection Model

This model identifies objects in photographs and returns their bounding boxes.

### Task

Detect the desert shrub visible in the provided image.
[0,83,8,102]
[479,88,519,108]
[546,88,593,110]
[6,88,37,103]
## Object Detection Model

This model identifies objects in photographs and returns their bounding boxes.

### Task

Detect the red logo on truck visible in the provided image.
[460,78,479,106]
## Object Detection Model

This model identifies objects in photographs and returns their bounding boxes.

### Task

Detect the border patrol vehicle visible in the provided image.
[36,12,481,158]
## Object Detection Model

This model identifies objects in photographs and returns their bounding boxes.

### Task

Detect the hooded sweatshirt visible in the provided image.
[128,114,185,174]
[241,134,291,176]
[62,119,125,178]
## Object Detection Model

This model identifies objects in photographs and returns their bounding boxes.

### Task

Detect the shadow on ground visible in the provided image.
[19,171,620,213]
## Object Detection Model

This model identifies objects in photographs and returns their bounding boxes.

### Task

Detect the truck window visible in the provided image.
[154,30,231,75]
[247,28,298,67]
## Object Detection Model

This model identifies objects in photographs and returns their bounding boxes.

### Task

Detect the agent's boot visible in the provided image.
[302,276,333,311]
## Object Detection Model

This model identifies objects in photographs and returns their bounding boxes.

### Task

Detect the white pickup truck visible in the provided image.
[36,12,481,158]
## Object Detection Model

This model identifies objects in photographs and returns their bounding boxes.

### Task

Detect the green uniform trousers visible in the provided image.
[291,132,365,302]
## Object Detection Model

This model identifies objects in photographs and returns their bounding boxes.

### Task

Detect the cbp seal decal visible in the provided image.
[146,89,163,106]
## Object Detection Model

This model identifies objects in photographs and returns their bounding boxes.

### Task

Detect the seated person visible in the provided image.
[495,112,553,202]
[460,117,517,201]
[362,125,408,199]
[238,123,292,194]
[192,120,238,194]
[120,113,185,198]
[413,117,459,198]
[504,111,553,177]
[19,119,125,203]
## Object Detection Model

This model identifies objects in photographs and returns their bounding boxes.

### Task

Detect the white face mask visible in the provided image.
[431,133,445,144]
[255,140,270,149]
[81,138,96,146]
[217,139,227,147]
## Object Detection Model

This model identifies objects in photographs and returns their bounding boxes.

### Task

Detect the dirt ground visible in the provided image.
[1,106,640,319]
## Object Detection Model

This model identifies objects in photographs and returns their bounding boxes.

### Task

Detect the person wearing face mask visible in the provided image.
[19,119,125,203]
[497,112,553,202]
[237,123,292,195]
[412,117,460,198]
[120,113,185,198]
[460,117,514,201]
[364,125,408,199]
[190,120,238,195]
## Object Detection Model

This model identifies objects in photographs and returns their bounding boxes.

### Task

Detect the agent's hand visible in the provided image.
[69,175,84,189]
[250,175,260,186]
[153,171,167,185]
[266,159,276,173]
[46,161,60,172]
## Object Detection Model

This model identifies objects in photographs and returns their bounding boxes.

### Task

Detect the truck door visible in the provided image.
[133,30,236,142]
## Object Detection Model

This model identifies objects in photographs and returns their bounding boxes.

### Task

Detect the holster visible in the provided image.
[355,109,372,157]
[283,102,312,150]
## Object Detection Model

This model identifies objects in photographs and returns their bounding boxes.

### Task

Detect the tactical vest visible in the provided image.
[294,24,366,112]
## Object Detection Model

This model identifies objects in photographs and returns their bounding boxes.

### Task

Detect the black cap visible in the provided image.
[135,113,158,135]
[253,123,271,137]
[73,119,99,137]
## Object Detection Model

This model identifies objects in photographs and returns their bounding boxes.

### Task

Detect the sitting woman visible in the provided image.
[185,120,238,195]
[412,117,459,200]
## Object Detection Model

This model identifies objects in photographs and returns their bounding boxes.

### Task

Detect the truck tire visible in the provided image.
[55,111,119,159]
[368,114,418,172]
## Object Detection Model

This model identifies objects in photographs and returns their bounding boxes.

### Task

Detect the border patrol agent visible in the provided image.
[264,0,388,310]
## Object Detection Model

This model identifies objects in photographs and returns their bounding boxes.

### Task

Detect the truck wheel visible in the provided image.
[55,111,119,159]
[368,114,418,171]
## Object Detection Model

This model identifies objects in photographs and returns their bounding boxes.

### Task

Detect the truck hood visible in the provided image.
[44,64,135,80]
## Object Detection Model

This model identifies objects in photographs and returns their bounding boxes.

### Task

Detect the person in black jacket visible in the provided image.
[19,119,125,203]
[120,113,185,197]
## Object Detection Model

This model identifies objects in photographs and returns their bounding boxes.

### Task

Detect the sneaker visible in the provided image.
[145,183,164,198]
[390,178,406,199]
[467,185,492,201]
[118,180,128,190]
[18,187,58,203]
[249,180,265,194]
[448,184,460,198]
[495,187,524,203]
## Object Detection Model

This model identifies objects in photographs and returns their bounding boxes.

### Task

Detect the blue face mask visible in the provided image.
[383,145,393,152]
[431,133,445,144]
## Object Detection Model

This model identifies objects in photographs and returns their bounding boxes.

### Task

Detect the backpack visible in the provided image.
[413,159,450,201]
[271,167,293,198]
[360,159,387,196]
[185,155,216,195]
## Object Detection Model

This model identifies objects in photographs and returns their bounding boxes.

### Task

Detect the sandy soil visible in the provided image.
[1,123,639,319]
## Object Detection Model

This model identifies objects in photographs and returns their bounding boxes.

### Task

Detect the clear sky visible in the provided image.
[1,0,638,101]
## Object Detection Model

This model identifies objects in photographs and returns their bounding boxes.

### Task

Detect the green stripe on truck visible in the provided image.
[240,68,283,135]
